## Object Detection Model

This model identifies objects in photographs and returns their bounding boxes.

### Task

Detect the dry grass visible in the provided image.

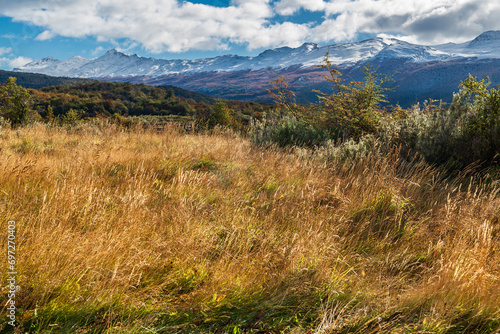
[0,122,499,333]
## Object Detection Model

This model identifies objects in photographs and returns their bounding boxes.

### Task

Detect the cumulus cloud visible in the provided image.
[0,56,33,69]
[0,0,282,52]
[8,56,33,68]
[318,0,500,45]
[0,0,500,55]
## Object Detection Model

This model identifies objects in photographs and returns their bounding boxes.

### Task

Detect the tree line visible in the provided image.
[0,79,271,129]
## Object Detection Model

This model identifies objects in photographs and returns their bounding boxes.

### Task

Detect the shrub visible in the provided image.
[314,61,392,141]
[249,114,330,148]
[60,108,82,126]
[0,116,11,129]
[315,134,379,164]
[396,75,500,169]
[265,58,392,147]
[208,102,232,129]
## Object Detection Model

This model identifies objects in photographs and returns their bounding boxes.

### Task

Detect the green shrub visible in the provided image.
[395,75,500,169]
[0,116,11,129]
[314,62,392,142]
[208,102,232,129]
[266,60,392,145]
[249,114,330,148]
[315,134,379,164]
[59,108,82,126]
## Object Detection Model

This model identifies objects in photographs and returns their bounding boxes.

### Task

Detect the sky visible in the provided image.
[1,0,500,70]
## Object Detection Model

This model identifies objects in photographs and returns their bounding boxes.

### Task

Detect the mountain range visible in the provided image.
[14,31,500,107]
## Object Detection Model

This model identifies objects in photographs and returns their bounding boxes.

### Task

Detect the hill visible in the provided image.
[97,79,219,104]
[0,69,95,89]
[30,81,219,119]
[0,70,219,107]
[22,81,269,127]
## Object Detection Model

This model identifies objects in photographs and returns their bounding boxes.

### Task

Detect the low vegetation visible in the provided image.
[252,65,500,173]
[0,65,499,333]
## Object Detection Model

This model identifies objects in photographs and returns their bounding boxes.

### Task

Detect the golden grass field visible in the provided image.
[0,122,499,333]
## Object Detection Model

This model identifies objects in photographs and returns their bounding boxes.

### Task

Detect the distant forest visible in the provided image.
[0,70,270,123]
[0,69,95,89]
[31,81,269,123]
[0,71,273,132]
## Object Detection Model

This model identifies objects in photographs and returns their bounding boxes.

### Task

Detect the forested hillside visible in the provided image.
[0,69,95,89]
[0,78,271,128]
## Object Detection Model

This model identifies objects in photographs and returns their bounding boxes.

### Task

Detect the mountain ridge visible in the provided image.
[17,32,500,79]
[12,31,500,107]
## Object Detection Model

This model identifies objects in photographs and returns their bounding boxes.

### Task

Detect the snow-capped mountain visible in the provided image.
[23,55,91,77]
[434,31,500,58]
[18,32,500,79]
[13,31,500,107]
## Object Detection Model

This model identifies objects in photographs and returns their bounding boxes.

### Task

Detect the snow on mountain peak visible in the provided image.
[462,30,500,58]
[258,46,292,57]
[103,48,127,57]
[373,36,397,45]
[41,56,58,62]
[13,56,59,71]
[469,30,500,44]
[13,31,500,78]
[299,42,320,51]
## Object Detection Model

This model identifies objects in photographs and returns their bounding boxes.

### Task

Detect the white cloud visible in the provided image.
[35,30,56,41]
[0,0,500,54]
[1,0,284,51]
[0,47,12,56]
[317,0,500,45]
[91,46,104,56]
[9,56,33,68]
[275,0,326,16]
[0,56,33,69]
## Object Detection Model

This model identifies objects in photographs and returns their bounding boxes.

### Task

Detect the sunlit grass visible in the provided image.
[0,122,499,333]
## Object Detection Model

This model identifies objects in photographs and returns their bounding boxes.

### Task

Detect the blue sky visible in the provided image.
[1,0,500,70]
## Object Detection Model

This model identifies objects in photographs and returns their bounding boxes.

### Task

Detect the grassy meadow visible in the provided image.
[0,121,499,333]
